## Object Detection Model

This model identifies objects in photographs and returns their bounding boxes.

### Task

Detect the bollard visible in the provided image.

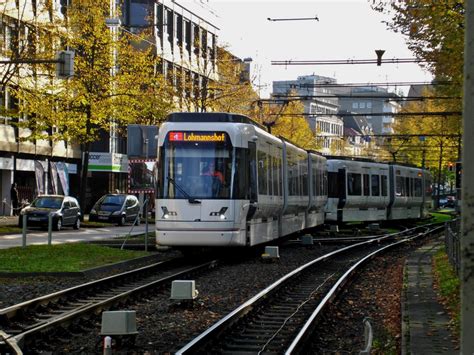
[103,336,112,355]
[359,317,373,355]
[22,214,27,248]
[48,214,53,245]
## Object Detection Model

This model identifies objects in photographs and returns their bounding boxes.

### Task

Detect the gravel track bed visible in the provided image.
[0,239,438,354]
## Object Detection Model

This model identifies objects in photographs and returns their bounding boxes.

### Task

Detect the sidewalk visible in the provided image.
[402,238,458,354]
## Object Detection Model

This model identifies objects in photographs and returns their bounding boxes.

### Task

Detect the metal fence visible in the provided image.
[444,218,461,276]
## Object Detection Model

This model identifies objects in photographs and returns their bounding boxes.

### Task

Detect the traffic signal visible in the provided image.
[448,162,454,171]
[56,50,75,78]
[456,161,462,189]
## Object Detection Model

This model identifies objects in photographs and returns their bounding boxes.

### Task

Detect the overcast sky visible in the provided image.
[206,0,433,97]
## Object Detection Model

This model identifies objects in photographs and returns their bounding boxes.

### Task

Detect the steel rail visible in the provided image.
[0,259,218,352]
[176,224,442,354]
[286,225,443,354]
[0,258,177,322]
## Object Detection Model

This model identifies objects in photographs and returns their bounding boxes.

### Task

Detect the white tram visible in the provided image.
[155,112,328,247]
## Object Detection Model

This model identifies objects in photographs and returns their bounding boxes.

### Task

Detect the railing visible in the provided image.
[444,218,461,276]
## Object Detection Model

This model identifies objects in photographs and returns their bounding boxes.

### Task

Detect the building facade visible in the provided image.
[0,0,221,213]
[272,74,344,155]
[336,86,400,135]
[0,0,81,215]
[86,0,220,210]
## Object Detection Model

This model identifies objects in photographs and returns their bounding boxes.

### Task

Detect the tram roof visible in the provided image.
[166,112,264,129]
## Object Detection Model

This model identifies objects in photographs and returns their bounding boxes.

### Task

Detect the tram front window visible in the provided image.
[158,131,234,199]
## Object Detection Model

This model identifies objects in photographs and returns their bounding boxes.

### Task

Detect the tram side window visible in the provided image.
[313,164,318,197]
[396,176,405,196]
[277,155,283,196]
[363,174,370,196]
[381,175,388,196]
[371,175,380,196]
[257,150,268,195]
[328,172,339,197]
[414,178,422,197]
[268,154,274,196]
[425,177,432,197]
[301,157,308,197]
[347,173,362,196]
[232,148,248,199]
[297,160,303,197]
[289,155,299,196]
[324,170,328,196]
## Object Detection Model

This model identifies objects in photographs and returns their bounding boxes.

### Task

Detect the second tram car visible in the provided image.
[325,157,432,223]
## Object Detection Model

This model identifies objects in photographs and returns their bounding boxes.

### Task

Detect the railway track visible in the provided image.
[176,224,443,354]
[0,257,219,354]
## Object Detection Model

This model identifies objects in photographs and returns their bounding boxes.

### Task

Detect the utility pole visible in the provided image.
[462,0,474,353]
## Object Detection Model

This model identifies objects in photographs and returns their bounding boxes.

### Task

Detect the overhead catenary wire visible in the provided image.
[270,94,461,101]
[268,111,462,117]
[271,58,430,65]
[276,81,452,88]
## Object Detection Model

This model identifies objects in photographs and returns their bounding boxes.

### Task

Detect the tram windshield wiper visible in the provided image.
[167,177,201,204]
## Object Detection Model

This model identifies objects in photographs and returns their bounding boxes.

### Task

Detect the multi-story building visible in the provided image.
[0,0,220,213]
[341,112,373,157]
[272,74,344,155]
[336,86,400,135]
[71,0,220,211]
[0,0,81,215]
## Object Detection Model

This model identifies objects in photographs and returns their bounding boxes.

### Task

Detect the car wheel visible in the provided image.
[54,218,62,231]
[119,215,126,226]
[73,218,80,230]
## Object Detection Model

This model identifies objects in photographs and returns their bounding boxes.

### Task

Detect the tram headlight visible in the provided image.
[219,207,228,220]
[161,206,170,219]
[210,207,228,219]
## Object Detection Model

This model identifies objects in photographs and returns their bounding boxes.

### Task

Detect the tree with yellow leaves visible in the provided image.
[14,0,175,211]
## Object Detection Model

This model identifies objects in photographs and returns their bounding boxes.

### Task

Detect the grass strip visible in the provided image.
[429,212,454,223]
[433,247,460,337]
[0,243,150,272]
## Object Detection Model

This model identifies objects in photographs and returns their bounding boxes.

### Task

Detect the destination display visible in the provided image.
[168,131,226,143]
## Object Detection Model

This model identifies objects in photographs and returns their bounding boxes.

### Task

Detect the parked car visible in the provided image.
[88,194,140,226]
[18,195,81,230]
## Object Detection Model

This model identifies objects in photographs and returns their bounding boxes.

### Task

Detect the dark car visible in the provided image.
[88,194,140,226]
[19,195,81,230]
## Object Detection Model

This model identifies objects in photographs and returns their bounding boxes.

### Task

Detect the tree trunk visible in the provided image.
[79,141,90,218]
[79,112,92,217]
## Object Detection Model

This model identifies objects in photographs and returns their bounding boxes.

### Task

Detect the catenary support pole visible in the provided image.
[462,0,474,353]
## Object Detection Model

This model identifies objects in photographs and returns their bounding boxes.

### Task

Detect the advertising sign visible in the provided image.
[34,160,45,195]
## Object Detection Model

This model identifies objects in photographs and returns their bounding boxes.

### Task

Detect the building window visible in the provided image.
[184,20,191,54]
[156,4,164,39]
[367,102,372,109]
[201,28,207,59]
[359,102,366,109]
[129,0,150,27]
[352,102,358,109]
[166,9,174,45]
[193,24,200,56]
[176,14,183,48]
